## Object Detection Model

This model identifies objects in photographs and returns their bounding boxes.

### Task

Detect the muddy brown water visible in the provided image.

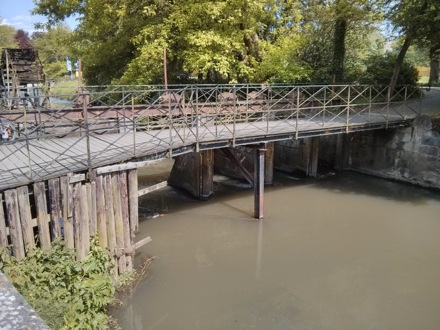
[113,160,440,330]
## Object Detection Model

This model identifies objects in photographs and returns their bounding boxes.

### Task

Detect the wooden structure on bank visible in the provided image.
[0,164,151,276]
[1,48,45,99]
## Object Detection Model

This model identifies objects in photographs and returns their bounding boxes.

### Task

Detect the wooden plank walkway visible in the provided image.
[0,111,414,191]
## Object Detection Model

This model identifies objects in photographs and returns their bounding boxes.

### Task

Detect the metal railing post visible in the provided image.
[122,86,126,133]
[168,87,173,158]
[132,93,136,157]
[196,86,199,152]
[386,86,390,129]
[233,87,236,147]
[346,85,350,133]
[295,86,299,139]
[83,92,93,178]
[368,85,372,121]
[404,85,408,119]
[24,106,32,178]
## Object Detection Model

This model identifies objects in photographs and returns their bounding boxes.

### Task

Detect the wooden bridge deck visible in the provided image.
[0,111,412,191]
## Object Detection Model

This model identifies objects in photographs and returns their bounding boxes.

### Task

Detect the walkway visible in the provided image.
[0,84,435,191]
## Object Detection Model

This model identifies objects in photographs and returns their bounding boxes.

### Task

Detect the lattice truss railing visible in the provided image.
[0,84,420,189]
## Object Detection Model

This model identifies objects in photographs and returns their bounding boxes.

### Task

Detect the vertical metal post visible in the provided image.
[386,86,391,129]
[5,50,10,101]
[346,85,350,133]
[322,87,326,127]
[368,85,372,121]
[215,86,219,139]
[168,88,173,158]
[83,93,93,179]
[132,93,136,157]
[24,106,32,178]
[295,87,299,139]
[232,87,236,147]
[122,86,126,133]
[164,47,168,90]
[254,146,265,219]
[195,86,199,152]
[404,85,408,119]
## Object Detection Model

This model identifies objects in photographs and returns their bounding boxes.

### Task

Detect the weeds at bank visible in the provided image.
[0,238,116,329]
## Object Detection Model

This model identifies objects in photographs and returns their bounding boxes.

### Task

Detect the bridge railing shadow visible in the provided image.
[0,84,422,189]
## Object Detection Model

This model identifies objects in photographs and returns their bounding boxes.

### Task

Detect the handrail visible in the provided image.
[0,84,422,190]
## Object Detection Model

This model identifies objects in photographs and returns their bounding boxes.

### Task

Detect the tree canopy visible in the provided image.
[32,0,440,86]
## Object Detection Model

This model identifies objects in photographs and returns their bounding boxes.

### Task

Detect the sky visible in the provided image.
[0,0,78,33]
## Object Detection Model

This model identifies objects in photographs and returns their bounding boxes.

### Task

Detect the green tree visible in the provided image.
[0,23,18,49]
[329,0,383,83]
[386,0,440,92]
[32,24,74,79]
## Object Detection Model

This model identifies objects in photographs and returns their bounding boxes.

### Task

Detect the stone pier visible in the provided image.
[168,150,214,199]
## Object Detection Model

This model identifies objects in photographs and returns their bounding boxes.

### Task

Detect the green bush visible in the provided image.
[0,238,115,330]
[361,54,419,86]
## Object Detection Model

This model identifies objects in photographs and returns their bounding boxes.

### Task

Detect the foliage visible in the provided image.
[32,0,428,86]
[32,24,74,79]
[0,24,18,49]
[0,238,115,330]
[360,53,419,86]
[15,30,33,48]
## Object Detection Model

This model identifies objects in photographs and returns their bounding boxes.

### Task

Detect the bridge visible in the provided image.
[0,84,421,190]
[0,83,426,275]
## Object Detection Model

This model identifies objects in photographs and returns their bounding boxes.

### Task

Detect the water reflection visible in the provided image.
[113,164,440,330]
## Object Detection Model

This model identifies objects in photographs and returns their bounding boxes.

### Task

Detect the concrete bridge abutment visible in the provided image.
[168,150,215,200]
[274,137,320,177]
[213,143,275,185]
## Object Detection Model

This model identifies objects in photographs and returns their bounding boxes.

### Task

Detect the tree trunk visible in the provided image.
[429,46,440,85]
[389,33,412,97]
[331,17,347,83]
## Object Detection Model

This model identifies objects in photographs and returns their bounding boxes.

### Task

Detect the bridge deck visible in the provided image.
[0,112,411,190]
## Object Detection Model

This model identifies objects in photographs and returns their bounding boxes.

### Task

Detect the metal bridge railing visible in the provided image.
[0,84,422,188]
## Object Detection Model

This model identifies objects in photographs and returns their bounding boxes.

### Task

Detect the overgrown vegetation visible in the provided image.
[0,238,116,329]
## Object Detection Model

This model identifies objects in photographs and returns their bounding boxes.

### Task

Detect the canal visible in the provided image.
[113,160,440,329]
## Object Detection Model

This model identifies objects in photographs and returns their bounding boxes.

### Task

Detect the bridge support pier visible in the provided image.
[168,150,214,200]
[214,143,274,185]
[254,146,265,219]
[305,137,320,178]
[274,137,319,177]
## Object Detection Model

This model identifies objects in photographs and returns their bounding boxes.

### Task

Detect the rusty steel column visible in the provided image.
[254,146,266,219]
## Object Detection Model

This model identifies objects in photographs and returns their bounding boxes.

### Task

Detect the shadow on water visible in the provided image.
[138,168,440,220]
[309,170,440,205]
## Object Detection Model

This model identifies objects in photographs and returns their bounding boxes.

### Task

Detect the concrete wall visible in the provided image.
[273,137,319,177]
[214,144,274,184]
[168,150,214,199]
[320,116,440,189]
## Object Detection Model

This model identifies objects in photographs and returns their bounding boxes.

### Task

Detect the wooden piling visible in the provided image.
[48,178,61,239]
[128,169,139,234]
[120,171,133,271]
[79,184,90,257]
[89,182,97,235]
[0,168,143,276]
[4,189,25,259]
[0,194,8,249]
[60,176,74,249]
[96,175,108,248]
[72,183,84,260]
[112,173,126,274]
[105,175,116,253]
[16,186,35,251]
[34,182,51,250]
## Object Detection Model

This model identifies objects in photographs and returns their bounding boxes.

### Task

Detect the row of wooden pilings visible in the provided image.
[0,165,150,276]
[0,138,324,274]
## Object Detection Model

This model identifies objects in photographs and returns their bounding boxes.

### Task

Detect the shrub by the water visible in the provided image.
[361,54,419,86]
[0,238,115,329]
